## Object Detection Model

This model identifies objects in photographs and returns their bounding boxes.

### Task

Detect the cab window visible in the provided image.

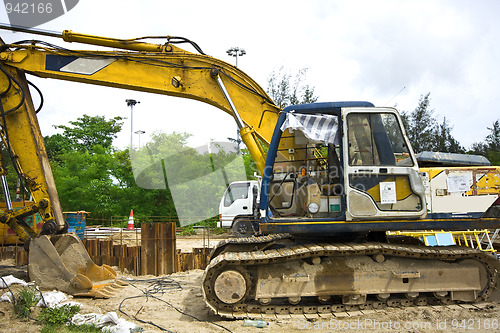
[224,183,249,207]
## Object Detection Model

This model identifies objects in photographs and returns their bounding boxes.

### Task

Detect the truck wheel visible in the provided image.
[232,218,255,237]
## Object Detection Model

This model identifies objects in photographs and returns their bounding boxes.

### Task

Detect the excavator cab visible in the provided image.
[260,102,427,235]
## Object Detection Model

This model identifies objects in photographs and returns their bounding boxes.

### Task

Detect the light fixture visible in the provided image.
[172,76,182,88]
[308,202,319,214]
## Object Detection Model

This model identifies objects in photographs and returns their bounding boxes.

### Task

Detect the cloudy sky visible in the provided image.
[0,0,499,150]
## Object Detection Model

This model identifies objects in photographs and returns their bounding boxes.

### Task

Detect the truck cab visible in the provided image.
[218,180,260,236]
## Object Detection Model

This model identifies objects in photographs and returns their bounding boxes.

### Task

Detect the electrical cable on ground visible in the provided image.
[118,277,233,333]
[0,275,17,304]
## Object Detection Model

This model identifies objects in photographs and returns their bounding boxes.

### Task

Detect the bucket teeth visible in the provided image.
[28,233,127,297]
[116,280,129,287]
[73,279,128,298]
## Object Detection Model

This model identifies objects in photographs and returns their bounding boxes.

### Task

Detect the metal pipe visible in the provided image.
[213,74,245,129]
[0,23,62,38]
[1,175,13,211]
[0,23,173,53]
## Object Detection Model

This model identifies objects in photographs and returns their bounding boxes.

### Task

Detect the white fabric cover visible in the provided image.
[280,112,339,144]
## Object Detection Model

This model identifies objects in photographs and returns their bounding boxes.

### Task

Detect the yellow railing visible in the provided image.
[388,229,497,253]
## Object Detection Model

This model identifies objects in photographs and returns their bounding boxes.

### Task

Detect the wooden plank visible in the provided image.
[114,244,127,273]
[157,222,176,275]
[157,223,166,275]
[140,223,148,275]
[175,249,182,272]
[141,223,157,275]
[178,252,194,272]
[15,248,28,266]
[126,246,139,275]
[148,223,158,275]
[165,222,176,274]
[202,248,210,268]
[192,247,210,269]
[100,240,112,265]
[131,246,140,276]
[177,253,185,272]
[83,239,90,256]
[90,239,98,257]
[193,248,201,269]
[4,247,15,260]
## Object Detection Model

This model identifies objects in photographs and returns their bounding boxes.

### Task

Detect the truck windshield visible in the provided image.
[224,183,249,207]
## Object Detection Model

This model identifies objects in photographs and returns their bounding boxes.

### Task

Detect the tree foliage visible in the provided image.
[402,93,464,154]
[266,67,319,108]
[435,117,464,154]
[53,115,124,153]
[131,132,246,225]
[45,116,127,219]
[44,116,246,223]
[470,119,500,165]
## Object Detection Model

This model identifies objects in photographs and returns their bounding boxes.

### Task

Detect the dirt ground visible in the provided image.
[1,239,500,333]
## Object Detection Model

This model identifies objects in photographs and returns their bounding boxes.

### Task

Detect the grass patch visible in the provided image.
[179,225,197,236]
[15,286,39,319]
[10,287,103,332]
[41,323,102,333]
[38,304,103,333]
[38,304,80,325]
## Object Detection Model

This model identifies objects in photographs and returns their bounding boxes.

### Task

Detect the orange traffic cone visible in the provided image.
[126,209,134,230]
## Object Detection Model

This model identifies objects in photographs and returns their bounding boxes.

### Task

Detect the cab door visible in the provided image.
[342,108,427,220]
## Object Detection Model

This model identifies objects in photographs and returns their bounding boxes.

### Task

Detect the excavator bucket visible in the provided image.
[28,233,127,298]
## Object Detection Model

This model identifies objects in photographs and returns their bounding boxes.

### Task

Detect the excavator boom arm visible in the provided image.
[0,34,280,169]
[0,29,280,235]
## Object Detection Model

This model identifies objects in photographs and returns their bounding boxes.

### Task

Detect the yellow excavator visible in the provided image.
[0,25,499,314]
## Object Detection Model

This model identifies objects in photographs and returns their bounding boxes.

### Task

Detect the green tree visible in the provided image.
[402,93,463,154]
[44,115,250,224]
[470,119,500,164]
[131,131,244,225]
[434,117,465,154]
[266,67,319,108]
[45,115,125,219]
[113,149,178,219]
[402,93,437,153]
[486,120,500,152]
[50,115,124,153]
[51,150,120,218]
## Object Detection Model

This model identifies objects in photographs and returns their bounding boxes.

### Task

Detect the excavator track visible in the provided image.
[202,234,499,318]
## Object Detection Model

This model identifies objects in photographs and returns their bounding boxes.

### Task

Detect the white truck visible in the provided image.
[218,179,260,236]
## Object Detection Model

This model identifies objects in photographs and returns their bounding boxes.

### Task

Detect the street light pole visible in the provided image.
[126,99,140,150]
[226,47,246,151]
[135,130,145,148]
[226,47,246,67]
